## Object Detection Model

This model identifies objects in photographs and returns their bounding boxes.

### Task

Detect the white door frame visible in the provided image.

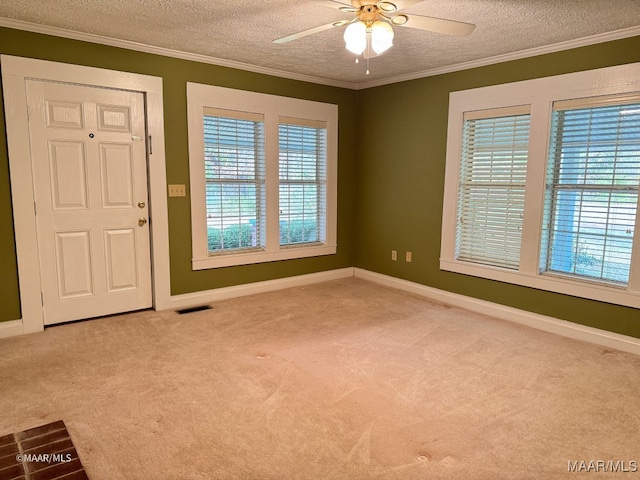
[1,55,172,336]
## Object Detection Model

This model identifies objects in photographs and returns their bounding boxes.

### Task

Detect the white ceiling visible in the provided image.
[1,0,640,89]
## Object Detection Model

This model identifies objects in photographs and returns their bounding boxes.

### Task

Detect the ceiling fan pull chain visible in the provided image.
[366,37,371,75]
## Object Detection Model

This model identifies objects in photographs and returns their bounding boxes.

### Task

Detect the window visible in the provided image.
[541,99,640,285]
[204,109,265,253]
[457,108,530,269]
[441,62,640,308]
[279,118,327,246]
[187,83,338,269]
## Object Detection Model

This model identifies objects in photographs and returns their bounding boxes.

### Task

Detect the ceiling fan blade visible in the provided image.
[395,13,475,37]
[318,0,353,9]
[273,21,347,44]
[384,0,423,11]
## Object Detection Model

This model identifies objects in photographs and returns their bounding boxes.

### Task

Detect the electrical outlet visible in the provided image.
[391,250,397,261]
[168,184,186,197]
[406,251,412,262]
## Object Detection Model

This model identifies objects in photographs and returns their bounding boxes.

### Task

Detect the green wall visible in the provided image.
[0,27,358,322]
[355,35,640,338]
[1,25,639,339]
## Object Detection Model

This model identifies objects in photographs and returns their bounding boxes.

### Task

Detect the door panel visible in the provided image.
[46,100,84,129]
[97,104,131,132]
[49,140,89,210]
[54,230,94,299]
[27,80,152,325]
[100,143,135,208]
[104,228,138,292]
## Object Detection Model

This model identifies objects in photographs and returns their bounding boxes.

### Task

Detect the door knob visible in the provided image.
[138,201,146,208]
[138,217,147,227]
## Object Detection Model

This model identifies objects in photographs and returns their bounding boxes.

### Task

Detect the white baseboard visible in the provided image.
[354,268,640,356]
[5,266,637,355]
[0,319,25,338]
[168,267,355,310]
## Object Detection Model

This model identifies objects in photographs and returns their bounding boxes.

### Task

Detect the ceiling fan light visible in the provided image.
[371,21,394,54]
[344,21,367,55]
[377,2,397,13]
[391,14,408,26]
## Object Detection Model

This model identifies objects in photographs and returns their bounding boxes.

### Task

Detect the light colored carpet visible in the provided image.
[0,278,639,479]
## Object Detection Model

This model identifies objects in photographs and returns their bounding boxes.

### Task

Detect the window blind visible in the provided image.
[456,111,531,269]
[278,118,327,246]
[203,108,265,252]
[541,100,640,284]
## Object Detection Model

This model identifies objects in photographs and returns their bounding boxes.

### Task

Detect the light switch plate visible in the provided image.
[168,184,186,197]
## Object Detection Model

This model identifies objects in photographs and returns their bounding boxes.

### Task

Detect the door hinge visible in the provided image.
[148,135,153,155]
[34,201,37,216]
[41,292,44,306]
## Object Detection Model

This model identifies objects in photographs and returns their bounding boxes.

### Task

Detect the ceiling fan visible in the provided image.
[273,0,475,74]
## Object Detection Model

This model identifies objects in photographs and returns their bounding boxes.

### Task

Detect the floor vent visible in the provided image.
[176,305,212,315]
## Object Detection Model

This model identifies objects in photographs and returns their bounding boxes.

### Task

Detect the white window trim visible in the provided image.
[441,62,640,309]
[187,82,338,270]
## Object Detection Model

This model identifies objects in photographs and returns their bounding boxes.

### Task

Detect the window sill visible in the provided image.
[440,258,640,309]
[193,244,337,270]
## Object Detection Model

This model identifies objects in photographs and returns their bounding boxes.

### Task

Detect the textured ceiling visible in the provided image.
[1,0,640,88]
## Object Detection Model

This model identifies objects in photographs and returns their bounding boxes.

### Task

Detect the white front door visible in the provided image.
[26,80,152,325]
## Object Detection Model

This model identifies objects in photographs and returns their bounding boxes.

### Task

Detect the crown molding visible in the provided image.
[0,17,357,90]
[1,17,639,92]
[354,25,640,90]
